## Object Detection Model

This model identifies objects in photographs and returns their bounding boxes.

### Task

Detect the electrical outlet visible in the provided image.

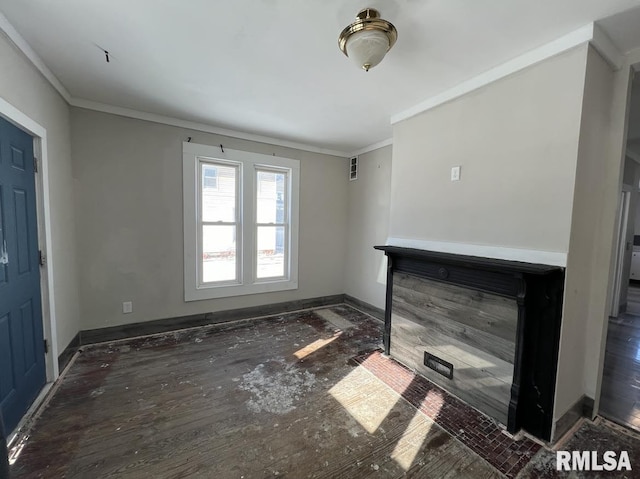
[451,166,461,181]
[122,301,133,314]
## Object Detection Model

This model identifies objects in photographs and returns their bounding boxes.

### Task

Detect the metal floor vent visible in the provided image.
[424,351,454,379]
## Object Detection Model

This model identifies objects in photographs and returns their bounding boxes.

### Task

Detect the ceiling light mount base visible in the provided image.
[356,8,380,21]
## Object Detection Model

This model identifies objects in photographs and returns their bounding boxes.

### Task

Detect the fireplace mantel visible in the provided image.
[374,245,565,441]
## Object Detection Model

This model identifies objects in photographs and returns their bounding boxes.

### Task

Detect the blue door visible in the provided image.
[0,116,45,435]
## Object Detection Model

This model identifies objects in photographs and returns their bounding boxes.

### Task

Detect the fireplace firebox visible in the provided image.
[374,246,564,441]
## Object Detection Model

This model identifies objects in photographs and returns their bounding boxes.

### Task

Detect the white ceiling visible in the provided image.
[2,0,640,155]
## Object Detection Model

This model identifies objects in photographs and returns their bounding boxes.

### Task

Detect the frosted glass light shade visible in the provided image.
[345,29,390,71]
[338,8,397,72]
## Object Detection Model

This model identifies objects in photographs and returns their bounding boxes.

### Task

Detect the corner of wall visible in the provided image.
[555,43,620,421]
[344,144,392,310]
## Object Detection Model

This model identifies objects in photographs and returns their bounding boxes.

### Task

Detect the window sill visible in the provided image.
[185,279,298,301]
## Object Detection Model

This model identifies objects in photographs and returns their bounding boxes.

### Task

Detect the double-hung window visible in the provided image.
[183,142,299,300]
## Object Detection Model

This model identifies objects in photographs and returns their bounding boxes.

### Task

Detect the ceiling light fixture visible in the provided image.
[338,8,397,72]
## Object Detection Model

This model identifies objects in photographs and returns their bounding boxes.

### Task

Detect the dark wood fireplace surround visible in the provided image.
[375,246,565,441]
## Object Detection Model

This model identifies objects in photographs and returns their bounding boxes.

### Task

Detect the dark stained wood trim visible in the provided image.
[583,396,595,419]
[80,295,346,345]
[519,273,565,440]
[508,276,527,435]
[374,246,561,275]
[553,395,591,442]
[57,296,351,375]
[344,295,385,322]
[383,256,394,355]
[57,332,81,373]
[375,245,565,442]
[0,414,8,479]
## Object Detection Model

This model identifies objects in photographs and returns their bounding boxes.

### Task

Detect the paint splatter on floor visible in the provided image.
[11,305,640,478]
[239,359,316,414]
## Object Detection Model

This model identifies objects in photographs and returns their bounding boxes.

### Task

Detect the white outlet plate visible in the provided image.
[122,301,133,314]
[451,166,461,181]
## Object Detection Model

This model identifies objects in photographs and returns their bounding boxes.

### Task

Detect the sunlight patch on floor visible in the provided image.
[294,331,342,359]
[329,366,399,434]
[8,434,29,466]
[436,344,495,369]
[315,309,354,330]
[390,409,434,470]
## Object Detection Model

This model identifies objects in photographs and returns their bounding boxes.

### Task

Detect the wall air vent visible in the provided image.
[349,156,358,181]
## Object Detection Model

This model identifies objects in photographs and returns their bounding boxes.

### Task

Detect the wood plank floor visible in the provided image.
[10,306,503,478]
[626,283,640,316]
[600,284,640,431]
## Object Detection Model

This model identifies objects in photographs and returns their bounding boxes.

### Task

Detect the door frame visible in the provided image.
[595,55,640,419]
[0,97,59,384]
[611,186,632,316]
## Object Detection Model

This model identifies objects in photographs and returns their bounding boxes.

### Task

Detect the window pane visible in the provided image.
[257,226,285,279]
[203,165,218,189]
[202,163,236,222]
[256,171,286,224]
[202,225,237,283]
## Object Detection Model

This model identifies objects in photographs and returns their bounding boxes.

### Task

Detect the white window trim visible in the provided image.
[254,166,290,283]
[197,157,241,287]
[183,142,299,301]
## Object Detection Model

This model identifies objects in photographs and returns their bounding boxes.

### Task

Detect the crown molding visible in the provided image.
[390,23,615,126]
[591,23,624,70]
[0,11,624,158]
[348,138,393,157]
[625,46,640,70]
[0,12,71,103]
[0,13,349,158]
[70,98,349,157]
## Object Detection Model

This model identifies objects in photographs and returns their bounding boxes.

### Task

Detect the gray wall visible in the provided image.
[390,45,588,255]
[344,145,392,310]
[556,46,615,421]
[389,45,614,425]
[70,108,348,330]
[0,32,80,353]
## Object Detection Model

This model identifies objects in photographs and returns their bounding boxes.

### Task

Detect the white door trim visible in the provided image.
[0,96,59,382]
[611,187,631,316]
[593,51,640,420]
